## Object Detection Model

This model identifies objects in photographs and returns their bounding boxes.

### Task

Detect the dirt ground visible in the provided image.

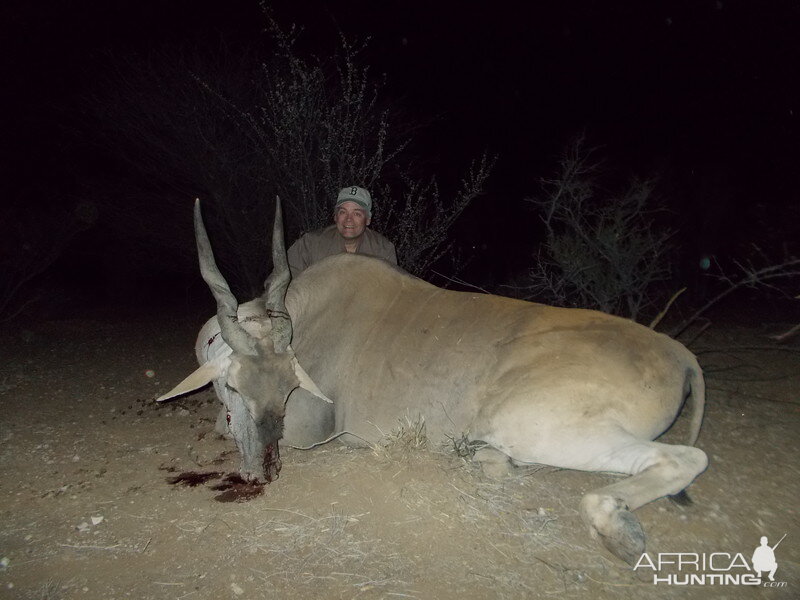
[1,300,798,599]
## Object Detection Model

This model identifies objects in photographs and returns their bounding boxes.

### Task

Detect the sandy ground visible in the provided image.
[0,302,798,599]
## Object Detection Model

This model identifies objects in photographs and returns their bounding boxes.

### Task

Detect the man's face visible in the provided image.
[334,201,370,239]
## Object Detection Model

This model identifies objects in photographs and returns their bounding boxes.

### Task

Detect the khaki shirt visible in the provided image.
[287,225,397,277]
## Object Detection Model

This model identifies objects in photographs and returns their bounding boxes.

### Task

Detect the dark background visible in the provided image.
[3,0,798,318]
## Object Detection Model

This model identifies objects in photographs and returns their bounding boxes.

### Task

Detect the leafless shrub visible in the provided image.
[209,19,407,240]
[383,154,495,276]
[771,320,800,343]
[212,17,494,277]
[87,18,491,296]
[669,254,800,339]
[512,135,672,321]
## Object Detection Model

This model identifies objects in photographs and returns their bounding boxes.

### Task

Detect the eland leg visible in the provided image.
[578,438,708,565]
[472,446,514,478]
[281,388,335,448]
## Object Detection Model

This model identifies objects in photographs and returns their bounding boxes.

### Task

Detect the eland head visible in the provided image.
[157,197,328,482]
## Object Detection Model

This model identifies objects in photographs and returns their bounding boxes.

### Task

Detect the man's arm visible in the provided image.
[386,242,398,266]
[366,229,397,266]
[287,235,310,278]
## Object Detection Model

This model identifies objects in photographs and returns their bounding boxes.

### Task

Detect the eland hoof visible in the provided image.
[596,506,646,566]
[581,494,646,566]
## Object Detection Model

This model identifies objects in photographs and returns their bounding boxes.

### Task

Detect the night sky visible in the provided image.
[3,0,798,316]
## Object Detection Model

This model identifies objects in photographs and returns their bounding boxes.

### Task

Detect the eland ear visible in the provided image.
[156,361,222,402]
[289,350,333,404]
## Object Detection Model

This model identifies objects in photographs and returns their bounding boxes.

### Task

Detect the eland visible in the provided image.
[159,198,708,565]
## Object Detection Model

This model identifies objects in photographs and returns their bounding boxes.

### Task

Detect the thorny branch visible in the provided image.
[669,257,800,339]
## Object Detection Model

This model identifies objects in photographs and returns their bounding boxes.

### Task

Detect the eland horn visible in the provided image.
[193,199,257,356]
[264,196,293,353]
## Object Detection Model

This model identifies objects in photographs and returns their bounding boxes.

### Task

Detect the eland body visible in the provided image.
[160,199,708,565]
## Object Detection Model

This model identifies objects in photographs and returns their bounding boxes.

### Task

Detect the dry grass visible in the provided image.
[379,413,429,450]
[240,509,410,591]
[445,431,489,459]
[175,427,603,598]
[233,427,605,597]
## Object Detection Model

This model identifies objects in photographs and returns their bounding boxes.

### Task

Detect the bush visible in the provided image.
[87,16,492,297]
[214,17,493,278]
[518,135,672,322]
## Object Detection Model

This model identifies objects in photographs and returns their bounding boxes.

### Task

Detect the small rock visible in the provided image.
[91,516,104,526]
[230,583,244,596]
[0,557,10,569]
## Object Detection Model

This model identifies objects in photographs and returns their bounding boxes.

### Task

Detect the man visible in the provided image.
[287,186,397,277]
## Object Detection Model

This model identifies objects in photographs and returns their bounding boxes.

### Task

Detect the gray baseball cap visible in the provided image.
[336,186,372,218]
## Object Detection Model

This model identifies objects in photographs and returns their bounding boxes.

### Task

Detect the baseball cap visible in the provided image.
[336,186,372,218]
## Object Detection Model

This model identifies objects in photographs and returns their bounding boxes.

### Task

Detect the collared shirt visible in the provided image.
[287,225,397,277]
